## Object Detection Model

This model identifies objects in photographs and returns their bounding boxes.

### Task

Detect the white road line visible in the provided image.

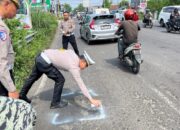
[151,87,180,115]
[138,75,180,115]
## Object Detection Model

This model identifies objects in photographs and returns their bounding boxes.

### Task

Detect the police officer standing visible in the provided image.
[60,11,79,56]
[0,0,20,98]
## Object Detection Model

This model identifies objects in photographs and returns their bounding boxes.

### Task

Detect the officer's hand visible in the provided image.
[90,99,101,108]
[8,91,19,99]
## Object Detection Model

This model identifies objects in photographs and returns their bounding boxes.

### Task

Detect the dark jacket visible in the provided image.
[117,20,139,45]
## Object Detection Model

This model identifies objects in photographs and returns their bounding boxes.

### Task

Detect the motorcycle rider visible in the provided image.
[115,9,140,58]
[169,8,180,26]
[143,9,153,24]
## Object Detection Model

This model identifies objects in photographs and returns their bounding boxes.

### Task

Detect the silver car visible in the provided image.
[79,14,120,44]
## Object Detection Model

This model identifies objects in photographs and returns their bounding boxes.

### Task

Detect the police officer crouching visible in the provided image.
[20,49,101,109]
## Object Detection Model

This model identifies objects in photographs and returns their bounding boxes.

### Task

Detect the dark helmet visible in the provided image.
[174,8,178,14]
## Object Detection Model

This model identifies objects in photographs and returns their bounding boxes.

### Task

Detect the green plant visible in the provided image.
[5,11,58,89]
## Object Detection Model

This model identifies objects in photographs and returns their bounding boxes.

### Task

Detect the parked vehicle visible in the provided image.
[158,6,180,27]
[16,0,32,29]
[116,30,142,74]
[166,16,180,32]
[79,14,120,44]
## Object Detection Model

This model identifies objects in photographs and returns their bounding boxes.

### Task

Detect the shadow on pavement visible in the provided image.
[105,58,132,73]
[160,30,180,34]
[79,37,118,45]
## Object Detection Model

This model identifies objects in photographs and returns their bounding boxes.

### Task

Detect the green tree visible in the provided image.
[102,0,112,8]
[73,3,85,13]
[119,0,129,7]
[64,3,72,12]
[147,0,180,12]
[169,0,180,4]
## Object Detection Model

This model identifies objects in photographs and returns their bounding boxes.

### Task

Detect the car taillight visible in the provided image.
[134,43,141,49]
[90,20,95,29]
[115,19,121,25]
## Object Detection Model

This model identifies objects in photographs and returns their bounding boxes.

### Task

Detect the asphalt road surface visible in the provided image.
[29,20,180,130]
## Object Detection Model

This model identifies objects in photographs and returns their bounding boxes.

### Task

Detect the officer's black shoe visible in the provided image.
[50,100,68,109]
[19,95,32,104]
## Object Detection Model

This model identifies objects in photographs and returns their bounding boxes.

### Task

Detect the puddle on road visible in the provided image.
[47,89,106,125]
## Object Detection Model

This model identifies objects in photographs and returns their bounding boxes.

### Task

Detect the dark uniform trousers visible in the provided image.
[0,70,14,96]
[20,54,65,105]
[62,34,79,56]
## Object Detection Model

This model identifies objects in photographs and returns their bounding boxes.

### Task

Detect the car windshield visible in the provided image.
[93,15,114,24]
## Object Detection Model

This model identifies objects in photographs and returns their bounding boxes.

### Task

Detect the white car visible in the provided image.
[158,6,180,27]
[79,14,119,44]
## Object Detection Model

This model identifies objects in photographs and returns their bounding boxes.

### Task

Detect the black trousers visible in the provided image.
[0,70,14,96]
[62,35,79,56]
[20,54,65,105]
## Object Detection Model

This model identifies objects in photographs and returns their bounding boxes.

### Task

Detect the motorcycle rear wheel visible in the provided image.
[131,58,140,74]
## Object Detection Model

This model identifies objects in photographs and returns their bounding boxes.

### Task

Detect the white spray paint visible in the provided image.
[51,105,106,125]
[51,89,105,125]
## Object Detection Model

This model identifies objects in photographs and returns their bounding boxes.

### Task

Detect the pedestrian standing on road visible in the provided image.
[0,0,20,99]
[20,49,101,109]
[60,11,80,56]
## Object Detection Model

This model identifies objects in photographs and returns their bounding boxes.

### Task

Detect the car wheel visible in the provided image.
[160,19,165,27]
[86,33,92,45]
[87,38,92,45]
[80,30,83,39]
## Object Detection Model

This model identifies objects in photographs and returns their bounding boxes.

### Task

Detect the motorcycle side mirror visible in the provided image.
[120,29,124,33]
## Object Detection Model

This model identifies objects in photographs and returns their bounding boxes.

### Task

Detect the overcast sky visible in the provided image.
[60,0,122,9]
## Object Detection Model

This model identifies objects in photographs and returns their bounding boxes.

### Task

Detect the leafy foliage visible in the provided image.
[73,3,85,13]
[148,0,180,12]
[5,11,58,89]
[63,3,72,12]
[102,0,112,8]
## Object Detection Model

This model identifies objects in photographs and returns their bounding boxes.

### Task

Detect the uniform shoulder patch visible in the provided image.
[0,30,7,41]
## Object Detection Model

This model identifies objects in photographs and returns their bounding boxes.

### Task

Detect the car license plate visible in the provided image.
[101,25,111,30]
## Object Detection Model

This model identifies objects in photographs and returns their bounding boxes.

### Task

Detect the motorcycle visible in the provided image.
[143,17,153,28]
[166,17,180,33]
[116,31,143,74]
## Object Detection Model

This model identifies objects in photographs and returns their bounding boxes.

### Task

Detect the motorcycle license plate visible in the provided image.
[133,50,141,55]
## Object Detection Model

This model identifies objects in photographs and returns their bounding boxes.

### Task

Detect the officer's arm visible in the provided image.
[60,21,65,34]
[0,30,16,92]
[69,19,75,33]
[69,68,93,100]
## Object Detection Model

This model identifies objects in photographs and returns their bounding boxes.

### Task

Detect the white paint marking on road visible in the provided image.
[50,89,105,125]
[61,89,98,97]
[51,105,106,125]
[62,92,75,97]
[79,105,106,121]
[138,75,180,115]
[52,113,74,125]
[35,75,48,96]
